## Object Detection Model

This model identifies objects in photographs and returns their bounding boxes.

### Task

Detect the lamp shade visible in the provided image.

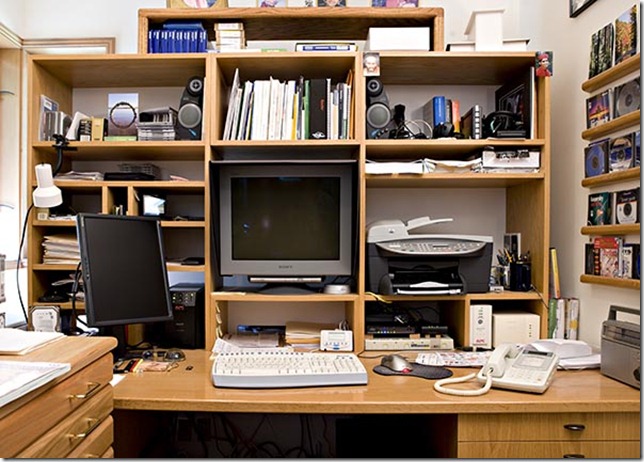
[33,163,62,208]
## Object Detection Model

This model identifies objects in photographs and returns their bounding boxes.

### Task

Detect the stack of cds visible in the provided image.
[136,107,178,141]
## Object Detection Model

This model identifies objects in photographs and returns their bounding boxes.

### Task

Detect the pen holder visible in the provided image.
[493,265,511,289]
[510,262,531,291]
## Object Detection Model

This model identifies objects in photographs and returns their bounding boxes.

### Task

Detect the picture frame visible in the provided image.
[570,0,598,18]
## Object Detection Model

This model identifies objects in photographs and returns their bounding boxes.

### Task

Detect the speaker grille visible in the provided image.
[178,104,201,129]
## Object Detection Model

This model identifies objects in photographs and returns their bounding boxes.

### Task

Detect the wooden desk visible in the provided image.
[113,349,640,458]
[0,336,117,458]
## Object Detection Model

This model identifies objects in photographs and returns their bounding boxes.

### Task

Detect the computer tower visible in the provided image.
[165,283,205,349]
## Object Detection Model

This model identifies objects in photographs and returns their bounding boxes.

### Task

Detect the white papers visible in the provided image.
[0,360,70,408]
[415,351,492,367]
[0,328,65,355]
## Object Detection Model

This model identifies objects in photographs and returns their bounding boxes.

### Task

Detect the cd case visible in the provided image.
[587,192,613,226]
[584,139,609,177]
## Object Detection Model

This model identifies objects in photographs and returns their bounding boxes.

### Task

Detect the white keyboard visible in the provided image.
[211,351,368,388]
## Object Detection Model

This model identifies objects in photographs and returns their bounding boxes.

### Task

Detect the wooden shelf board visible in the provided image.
[167,264,205,272]
[161,221,205,228]
[31,54,207,88]
[582,54,641,93]
[580,274,640,290]
[212,292,360,302]
[363,292,542,302]
[366,138,546,159]
[33,220,77,227]
[33,141,205,161]
[582,111,640,141]
[211,140,360,157]
[366,172,544,189]
[580,224,640,235]
[581,167,640,188]
[47,180,205,190]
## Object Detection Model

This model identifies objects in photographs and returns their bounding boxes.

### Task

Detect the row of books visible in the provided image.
[588,4,638,79]
[587,188,639,226]
[148,21,208,54]
[585,238,640,280]
[422,96,461,133]
[223,69,354,141]
[547,298,579,340]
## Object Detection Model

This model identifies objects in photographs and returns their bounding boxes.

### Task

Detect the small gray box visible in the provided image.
[601,305,640,389]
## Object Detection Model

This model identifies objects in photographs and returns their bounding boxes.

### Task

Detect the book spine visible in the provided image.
[296,44,356,51]
[308,78,327,140]
[565,298,579,340]
[432,96,446,126]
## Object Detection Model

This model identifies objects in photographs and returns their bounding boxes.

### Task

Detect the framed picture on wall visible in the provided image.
[570,0,598,18]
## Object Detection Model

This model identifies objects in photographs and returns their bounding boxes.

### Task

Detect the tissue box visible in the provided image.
[366,27,431,51]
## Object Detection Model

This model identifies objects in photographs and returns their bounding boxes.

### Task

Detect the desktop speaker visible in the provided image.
[365,78,391,139]
[165,282,205,349]
[176,76,204,140]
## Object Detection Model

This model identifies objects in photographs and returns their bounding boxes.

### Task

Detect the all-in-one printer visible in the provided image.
[366,216,493,295]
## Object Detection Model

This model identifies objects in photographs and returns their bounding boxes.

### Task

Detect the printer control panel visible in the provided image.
[377,238,486,256]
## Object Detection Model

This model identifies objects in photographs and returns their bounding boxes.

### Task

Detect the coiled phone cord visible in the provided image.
[433,367,495,396]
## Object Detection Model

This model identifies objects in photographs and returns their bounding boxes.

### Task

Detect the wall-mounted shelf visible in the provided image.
[581,224,640,236]
[580,275,640,290]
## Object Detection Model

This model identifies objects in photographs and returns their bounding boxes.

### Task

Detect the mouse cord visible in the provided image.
[433,369,493,396]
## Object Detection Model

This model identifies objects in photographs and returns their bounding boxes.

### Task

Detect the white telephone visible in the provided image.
[434,343,559,396]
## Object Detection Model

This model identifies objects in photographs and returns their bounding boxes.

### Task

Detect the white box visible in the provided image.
[470,304,492,348]
[465,9,504,52]
[492,311,540,347]
[366,27,431,51]
[482,150,540,169]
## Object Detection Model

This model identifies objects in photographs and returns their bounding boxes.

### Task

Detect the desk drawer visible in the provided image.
[459,413,640,441]
[458,441,641,458]
[66,416,114,459]
[0,353,113,457]
[15,385,113,458]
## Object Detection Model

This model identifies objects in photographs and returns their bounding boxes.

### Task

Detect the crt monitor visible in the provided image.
[211,160,356,291]
[76,213,173,351]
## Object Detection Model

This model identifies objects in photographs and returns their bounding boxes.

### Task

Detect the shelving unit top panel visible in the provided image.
[140,7,444,42]
[378,52,537,85]
[30,55,207,88]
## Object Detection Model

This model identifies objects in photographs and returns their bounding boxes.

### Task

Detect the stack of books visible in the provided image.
[148,21,207,54]
[284,321,336,351]
[214,22,245,52]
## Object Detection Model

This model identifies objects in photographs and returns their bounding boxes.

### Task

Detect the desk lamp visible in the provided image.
[32,163,62,208]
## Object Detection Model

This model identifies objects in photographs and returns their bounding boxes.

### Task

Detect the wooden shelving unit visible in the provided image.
[27,8,553,351]
[579,52,640,290]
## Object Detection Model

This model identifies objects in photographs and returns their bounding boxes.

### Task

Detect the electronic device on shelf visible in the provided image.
[76,214,174,359]
[366,216,493,295]
[210,159,357,294]
[211,351,368,388]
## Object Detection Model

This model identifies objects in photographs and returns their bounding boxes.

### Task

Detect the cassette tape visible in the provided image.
[609,135,634,172]
[613,77,640,118]
[615,187,640,224]
[585,139,610,177]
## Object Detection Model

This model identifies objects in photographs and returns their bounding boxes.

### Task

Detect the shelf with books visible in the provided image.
[138,7,445,52]
[581,53,640,94]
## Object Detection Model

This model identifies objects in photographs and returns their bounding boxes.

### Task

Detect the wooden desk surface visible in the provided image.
[113,349,640,415]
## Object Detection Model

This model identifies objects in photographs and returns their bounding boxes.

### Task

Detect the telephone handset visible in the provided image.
[434,343,559,396]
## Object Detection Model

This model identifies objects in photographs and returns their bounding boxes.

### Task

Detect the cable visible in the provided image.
[433,369,494,396]
[16,204,34,323]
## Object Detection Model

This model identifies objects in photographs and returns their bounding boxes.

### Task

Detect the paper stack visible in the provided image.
[41,234,80,265]
[285,321,336,351]
[0,360,70,408]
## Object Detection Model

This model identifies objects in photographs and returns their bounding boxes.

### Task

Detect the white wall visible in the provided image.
[4,0,640,345]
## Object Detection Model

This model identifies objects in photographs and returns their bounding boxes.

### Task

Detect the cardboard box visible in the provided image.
[465,9,504,51]
[366,27,431,51]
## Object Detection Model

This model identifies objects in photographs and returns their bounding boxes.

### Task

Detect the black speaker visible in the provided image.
[365,78,391,139]
[165,283,205,349]
[176,76,204,140]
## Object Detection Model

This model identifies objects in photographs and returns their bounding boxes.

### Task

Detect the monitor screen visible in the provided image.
[212,160,356,281]
[76,214,173,327]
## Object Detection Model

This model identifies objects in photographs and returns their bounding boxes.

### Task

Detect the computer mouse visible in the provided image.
[381,354,413,373]
[165,348,186,362]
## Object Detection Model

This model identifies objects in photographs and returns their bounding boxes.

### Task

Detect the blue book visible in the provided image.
[432,96,446,126]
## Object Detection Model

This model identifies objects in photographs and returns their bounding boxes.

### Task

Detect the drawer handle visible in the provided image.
[563,454,586,458]
[563,424,586,432]
[69,381,101,400]
[67,418,100,441]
